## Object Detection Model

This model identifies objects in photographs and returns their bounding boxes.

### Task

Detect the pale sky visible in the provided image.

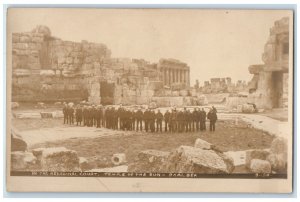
[8,8,292,85]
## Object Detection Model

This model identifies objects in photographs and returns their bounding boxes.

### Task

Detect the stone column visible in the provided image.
[183,70,186,84]
[176,69,179,83]
[179,69,182,83]
[186,70,190,87]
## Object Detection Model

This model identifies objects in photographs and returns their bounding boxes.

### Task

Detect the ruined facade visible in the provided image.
[12,25,191,105]
[198,77,248,94]
[157,58,190,88]
[248,17,290,109]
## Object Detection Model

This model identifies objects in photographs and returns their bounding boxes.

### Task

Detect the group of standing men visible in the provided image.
[62,104,218,132]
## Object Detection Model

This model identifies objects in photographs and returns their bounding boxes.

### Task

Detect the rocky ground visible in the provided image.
[12,117,275,171]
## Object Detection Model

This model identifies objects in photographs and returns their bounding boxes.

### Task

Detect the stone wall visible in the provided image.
[12,25,111,103]
[248,17,290,109]
[199,77,248,94]
[12,25,191,105]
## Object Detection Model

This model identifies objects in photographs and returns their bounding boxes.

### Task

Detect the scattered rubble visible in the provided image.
[250,159,272,174]
[32,147,80,171]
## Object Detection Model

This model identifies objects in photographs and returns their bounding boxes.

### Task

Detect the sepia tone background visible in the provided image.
[6,8,294,193]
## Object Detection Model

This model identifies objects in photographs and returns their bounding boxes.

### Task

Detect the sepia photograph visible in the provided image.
[6,8,294,193]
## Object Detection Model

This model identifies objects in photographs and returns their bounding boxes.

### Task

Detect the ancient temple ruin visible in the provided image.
[248,17,290,109]
[199,77,248,94]
[12,25,191,106]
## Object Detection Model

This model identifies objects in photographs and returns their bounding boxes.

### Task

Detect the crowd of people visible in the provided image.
[62,104,218,132]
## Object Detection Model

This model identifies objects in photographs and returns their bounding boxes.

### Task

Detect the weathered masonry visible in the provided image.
[248,17,290,109]
[12,25,191,105]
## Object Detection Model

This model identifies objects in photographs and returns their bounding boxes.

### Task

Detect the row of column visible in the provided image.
[162,68,190,86]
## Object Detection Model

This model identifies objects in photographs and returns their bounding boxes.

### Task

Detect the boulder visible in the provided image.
[164,146,234,174]
[270,137,287,155]
[250,159,271,174]
[11,151,37,171]
[267,153,287,173]
[11,128,27,152]
[128,150,170,173]
[194,138,212,150]
[32,147,80,171]
[245,149,270,168]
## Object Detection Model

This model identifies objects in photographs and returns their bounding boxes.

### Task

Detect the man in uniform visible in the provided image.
[69,104,74,125]
[177,109,184,133]
[186,109,192,132]
[82,105,88,126]
[155,109,163,132]
[63,103,68,124]
[75,105,83,126]
[200,108,206,131]
[164,110,170,132]
[144,108,150,132]
[170,108,177,133]
[207,107,217,131]
[96,105,103,128]
[149,109,155,133]
[192,108,198,132]
[136,107,143,131]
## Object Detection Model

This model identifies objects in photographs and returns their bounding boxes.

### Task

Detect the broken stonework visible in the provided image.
[266,137,288,173]
[250,159,272,174]
[128,150,170,173]
[11,151,37,171]
[165,146,234,174]
[270,137,288,155]
[32,147,80,171]
[11,128,27,152]
[194,138,212,150]
[245,149,270,169]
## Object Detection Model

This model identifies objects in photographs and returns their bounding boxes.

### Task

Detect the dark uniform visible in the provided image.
[177,110,184,133]
[135,109,143,131]
[200,109,206,131]
[164,110,170,132]
[149,110,155,132]
[192,109,198,132]
[75,106,83,126]
[144,109,150,132]
[83,106,88,126]
[63,104,68,124]
[155,110,163,132]
[186,110,192,132]
[183,109,189,132]
[170,110,177,133]
[96,107,103,128]
[69,106,74,124]
[207,109,217,131]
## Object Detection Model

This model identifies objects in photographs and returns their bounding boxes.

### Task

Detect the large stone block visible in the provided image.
[250,159,271,174]
[11,128,27,152]
[128,150,170,173]
[11,151,37,171]
[194,138,212,150]
[270,137,287,155]
[32,147,80,171]
[267,153,287,173]
[165,146,234,174]
[245,149,270,168]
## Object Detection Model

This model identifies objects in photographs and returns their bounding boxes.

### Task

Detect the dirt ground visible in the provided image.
[16,118,275,165]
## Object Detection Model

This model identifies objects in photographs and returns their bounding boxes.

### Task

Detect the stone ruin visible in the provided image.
[198,77,249,94]
[12,25,195,106]
[247,17,290,109]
